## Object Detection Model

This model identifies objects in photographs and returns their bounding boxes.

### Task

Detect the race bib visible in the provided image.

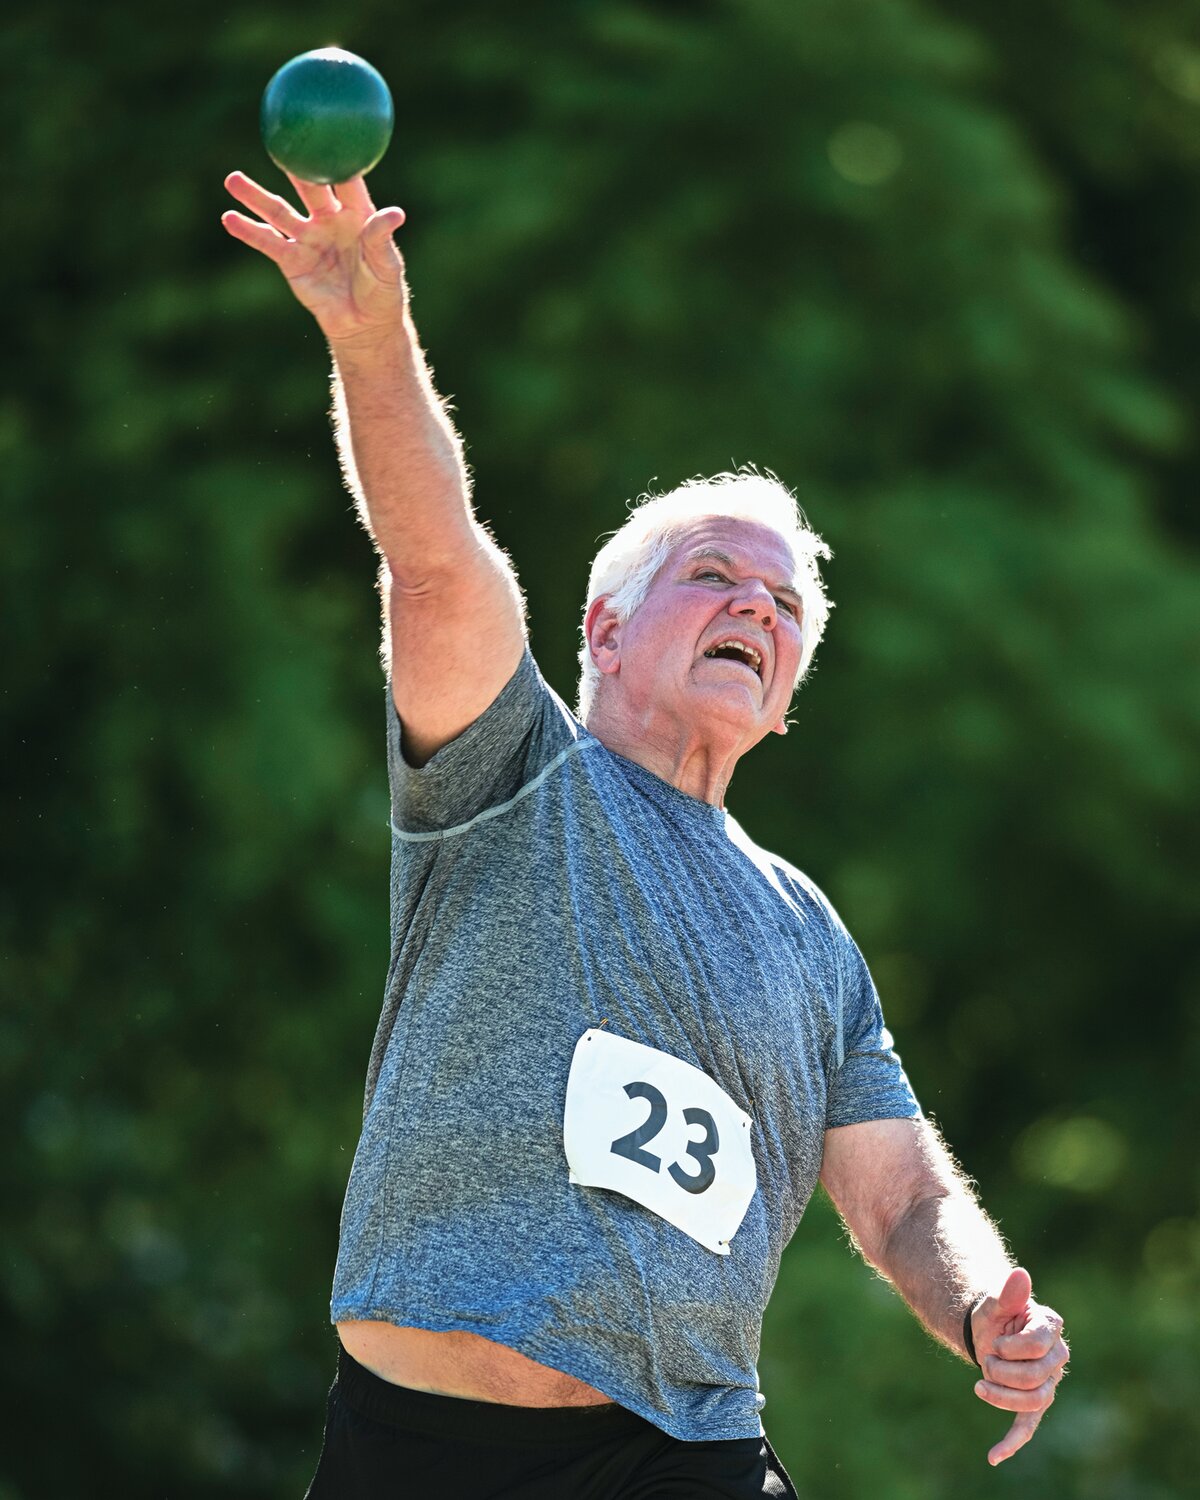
[562,1028,757,1255]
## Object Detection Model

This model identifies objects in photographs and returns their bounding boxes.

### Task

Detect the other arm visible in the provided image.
[819,1116,1069,1466]
[221,170,525,763]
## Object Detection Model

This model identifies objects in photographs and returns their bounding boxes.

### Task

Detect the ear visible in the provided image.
[584,596,623,677]
[770,718,788,736]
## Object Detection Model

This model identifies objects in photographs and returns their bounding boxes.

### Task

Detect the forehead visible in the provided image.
[666,516,797,582]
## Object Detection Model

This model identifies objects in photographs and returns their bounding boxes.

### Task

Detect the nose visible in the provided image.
[729,579,776,630]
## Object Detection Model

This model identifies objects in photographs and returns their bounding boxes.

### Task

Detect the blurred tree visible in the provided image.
[1,0,1196,1496]
[937,0,1200,548]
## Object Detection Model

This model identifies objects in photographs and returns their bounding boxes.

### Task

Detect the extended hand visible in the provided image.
[221,171,408,346]
[970,1267,1069,1466]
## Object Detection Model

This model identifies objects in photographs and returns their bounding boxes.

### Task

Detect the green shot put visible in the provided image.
[261,47,393,184]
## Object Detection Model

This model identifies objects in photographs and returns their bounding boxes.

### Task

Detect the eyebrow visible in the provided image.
[684,548,804,609]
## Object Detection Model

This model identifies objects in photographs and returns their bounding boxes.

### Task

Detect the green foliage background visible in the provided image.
[4,1,1198,1495]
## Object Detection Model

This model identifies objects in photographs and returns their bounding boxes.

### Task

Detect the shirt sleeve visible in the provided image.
[386,648,584,835]
[825,924,920,1129]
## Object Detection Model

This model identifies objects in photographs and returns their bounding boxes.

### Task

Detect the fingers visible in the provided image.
[221,164,409,328]
[983,1337,1070,1392]
[974,1370,1060,1413]
[287,173,341,217]
[224,171,306,238]
[992,1306,1065,1361]
[223,170,405,247]
[974,1328,1067,1467]
[220,210,292,266]
[225,168,345,231]
[333,175,376,216]
[972,1292,1068,1468]
[987,1411,1042,1467]
[333,178,408,256]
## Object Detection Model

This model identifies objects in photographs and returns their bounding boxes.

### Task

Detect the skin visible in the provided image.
[584,519,803,807]
[222,171,1069,1460]
[221,168,525,762]
[819,1119,1069,1465]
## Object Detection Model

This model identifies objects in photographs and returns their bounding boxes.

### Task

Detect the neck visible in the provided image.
[585,699,748,807]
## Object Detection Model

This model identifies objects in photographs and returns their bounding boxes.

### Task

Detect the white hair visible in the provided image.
[576,469,832,719]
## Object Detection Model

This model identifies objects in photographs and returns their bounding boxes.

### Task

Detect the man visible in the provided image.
[222,169,1069,1499]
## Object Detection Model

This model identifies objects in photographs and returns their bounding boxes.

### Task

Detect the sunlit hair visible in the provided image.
[576,469,832,720]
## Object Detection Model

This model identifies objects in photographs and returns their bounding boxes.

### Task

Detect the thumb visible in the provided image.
[972,1267,1032,1362]
[365,206,406,242]
[362,207,407,275]
[995,1266,1032,1322]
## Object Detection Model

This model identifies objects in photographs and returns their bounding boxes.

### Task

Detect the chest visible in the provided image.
[516,782,839,1114]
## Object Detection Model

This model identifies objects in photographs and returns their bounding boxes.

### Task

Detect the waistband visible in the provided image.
[334,1343,651,1447]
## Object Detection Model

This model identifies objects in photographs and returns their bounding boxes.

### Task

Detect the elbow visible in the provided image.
[384,558,455,601]
[382,520,508,599]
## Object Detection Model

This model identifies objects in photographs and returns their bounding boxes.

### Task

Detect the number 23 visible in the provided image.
[610,1080,720,1194]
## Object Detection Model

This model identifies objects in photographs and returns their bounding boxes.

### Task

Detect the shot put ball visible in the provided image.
[260,48,394,185]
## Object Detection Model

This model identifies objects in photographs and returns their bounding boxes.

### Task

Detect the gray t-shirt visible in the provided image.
[331,650,918,1440]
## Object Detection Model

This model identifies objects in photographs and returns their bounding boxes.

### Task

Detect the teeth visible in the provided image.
[703,640,763,672]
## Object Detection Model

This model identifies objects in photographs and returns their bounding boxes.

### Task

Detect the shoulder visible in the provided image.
[386,647,589,835]
[724,815,844,936]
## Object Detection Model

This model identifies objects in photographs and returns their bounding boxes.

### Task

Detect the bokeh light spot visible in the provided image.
[828,122,904,186]
[1014,1114,1129,1193]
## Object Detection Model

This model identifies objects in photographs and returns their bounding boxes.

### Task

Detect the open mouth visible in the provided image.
[702,639,763,678]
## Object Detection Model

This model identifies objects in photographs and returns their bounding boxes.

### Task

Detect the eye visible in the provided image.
[694,569,729,583]
[775,596,799,617]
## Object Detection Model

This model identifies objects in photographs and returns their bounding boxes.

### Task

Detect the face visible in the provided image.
[587,517,805,747]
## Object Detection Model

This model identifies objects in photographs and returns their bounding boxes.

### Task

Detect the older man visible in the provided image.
[222,171,1068,1500]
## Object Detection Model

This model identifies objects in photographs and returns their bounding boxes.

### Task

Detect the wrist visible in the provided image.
[327,310,413,367]
[962,1293,987,1367]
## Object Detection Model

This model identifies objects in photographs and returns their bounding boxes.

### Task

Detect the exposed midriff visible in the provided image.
[336,1321,615,1406]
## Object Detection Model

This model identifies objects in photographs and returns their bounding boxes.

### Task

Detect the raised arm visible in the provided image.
[222,170,525,763]
[819,1116,1069,1467]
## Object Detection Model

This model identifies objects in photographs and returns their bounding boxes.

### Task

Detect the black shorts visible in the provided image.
[305,1345,798,1499]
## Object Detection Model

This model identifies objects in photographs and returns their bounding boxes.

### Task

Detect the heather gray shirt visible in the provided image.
[331,650,918,1440]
